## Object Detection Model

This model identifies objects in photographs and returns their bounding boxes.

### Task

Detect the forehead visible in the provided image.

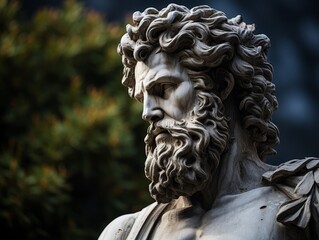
[135,51,182,81]
[134,51,187,97]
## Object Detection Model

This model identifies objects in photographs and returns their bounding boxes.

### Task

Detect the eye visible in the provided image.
[153,83,176,99]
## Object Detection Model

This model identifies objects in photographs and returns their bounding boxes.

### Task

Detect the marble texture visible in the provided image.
[99,4,319,239]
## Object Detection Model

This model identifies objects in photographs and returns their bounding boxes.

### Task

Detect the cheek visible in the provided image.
[175,82,194,109]
[163,82,194,120]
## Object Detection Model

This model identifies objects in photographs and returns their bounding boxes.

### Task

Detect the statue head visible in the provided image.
[118,4,279,203]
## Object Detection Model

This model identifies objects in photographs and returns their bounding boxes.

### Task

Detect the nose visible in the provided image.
[142,95,164,122]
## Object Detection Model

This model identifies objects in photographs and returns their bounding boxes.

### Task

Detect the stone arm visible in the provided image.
[263,157,319,240]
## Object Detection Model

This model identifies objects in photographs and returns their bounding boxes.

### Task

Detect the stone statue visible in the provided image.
[99,4,319,240]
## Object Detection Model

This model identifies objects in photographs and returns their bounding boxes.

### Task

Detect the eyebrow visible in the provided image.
[134,76,182,101]
[144,76,181,91]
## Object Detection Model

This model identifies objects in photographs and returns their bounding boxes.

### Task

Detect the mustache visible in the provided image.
[144,119,186,145]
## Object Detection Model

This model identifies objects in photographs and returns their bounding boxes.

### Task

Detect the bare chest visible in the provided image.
[150,188,306,240]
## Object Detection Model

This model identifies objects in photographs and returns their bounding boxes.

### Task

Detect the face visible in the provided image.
[133,50,229,203]
[134,50,195,122]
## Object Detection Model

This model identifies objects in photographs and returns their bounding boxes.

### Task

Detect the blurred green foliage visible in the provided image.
[0,0,151,239]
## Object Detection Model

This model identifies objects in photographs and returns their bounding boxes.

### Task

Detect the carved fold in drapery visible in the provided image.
[263,157,319,238]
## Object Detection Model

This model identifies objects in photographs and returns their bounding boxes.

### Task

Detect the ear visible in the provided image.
[216,69,235,101]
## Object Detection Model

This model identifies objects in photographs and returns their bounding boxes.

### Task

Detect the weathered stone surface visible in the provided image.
[99,4,318,239]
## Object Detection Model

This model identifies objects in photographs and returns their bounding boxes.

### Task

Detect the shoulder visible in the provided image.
[98,202,162,240]
[263,157,319,240]
[98,213,138,240]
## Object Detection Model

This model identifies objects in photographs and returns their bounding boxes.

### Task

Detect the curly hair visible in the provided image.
[117,4,279,160]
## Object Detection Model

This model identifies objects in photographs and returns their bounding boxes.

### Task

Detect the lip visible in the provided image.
[152,127,166,136]
[145,127,166,146]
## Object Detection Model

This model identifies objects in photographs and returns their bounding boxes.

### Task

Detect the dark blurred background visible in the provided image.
[1,0,318,239]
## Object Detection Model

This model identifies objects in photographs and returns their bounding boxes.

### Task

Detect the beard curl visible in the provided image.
[144,106,229,203]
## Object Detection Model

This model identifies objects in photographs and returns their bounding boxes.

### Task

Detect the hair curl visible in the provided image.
[118,4,279,160]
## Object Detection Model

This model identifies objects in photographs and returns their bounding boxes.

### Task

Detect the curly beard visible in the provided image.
[144,94,229,203]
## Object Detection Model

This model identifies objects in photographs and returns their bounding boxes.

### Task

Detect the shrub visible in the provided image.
[0,1,151,239]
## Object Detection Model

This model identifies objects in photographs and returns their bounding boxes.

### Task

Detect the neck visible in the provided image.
[215,122,275,197]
